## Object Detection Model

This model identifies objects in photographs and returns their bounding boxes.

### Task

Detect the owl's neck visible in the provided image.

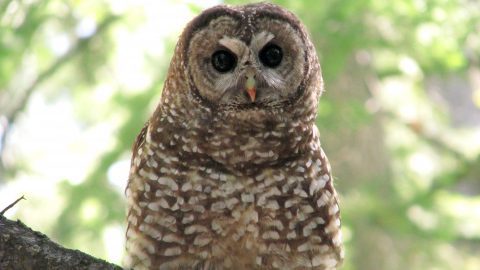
[149,103,318,175]
[205,113,318,173]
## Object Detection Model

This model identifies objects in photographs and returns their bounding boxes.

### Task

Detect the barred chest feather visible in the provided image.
[125,114,343,270]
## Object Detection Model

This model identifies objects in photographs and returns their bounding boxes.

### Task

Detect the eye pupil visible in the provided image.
[212,50,236,72]
[259,44,283,68]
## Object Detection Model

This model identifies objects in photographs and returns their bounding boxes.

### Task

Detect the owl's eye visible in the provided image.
[211,50,237,73]
[259,44,283,68]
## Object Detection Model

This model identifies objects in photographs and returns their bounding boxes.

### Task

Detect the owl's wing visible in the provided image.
[125,121,149,199]
[130,121,149,168]
[124,121,150,268]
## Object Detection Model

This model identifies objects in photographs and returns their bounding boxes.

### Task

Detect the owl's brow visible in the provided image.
[219,36,245,56]
[250,31,274,52]
[219,32,275,55]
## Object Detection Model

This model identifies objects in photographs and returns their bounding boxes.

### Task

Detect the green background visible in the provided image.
[1,0,479,269]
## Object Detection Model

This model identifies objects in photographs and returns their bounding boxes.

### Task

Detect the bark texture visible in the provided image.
[0,216,122,270]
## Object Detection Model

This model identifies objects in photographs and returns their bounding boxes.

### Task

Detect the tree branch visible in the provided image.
[0,195,25,216]
[0,216,122,270]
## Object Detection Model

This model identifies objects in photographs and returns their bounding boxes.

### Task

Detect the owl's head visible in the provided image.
[175,3,321,113]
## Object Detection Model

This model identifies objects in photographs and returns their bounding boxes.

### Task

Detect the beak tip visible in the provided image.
[246,88,256,102]
[245,75,256,102]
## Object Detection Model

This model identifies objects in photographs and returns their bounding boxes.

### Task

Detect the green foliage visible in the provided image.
[1,0,479,268]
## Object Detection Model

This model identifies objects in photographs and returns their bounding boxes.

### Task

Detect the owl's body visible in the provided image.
[125,3,343,270]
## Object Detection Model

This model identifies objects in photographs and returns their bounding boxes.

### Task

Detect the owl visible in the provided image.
[125,3,343,270]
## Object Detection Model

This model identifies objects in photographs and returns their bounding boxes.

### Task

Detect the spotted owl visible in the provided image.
[125,3,343,270]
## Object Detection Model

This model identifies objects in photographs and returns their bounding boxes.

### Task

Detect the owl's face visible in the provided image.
[185,5,308,111]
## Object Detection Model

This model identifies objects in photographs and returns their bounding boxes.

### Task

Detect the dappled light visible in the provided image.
[0,0,479,269]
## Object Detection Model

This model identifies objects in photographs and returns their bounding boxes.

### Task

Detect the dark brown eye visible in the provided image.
[259,44,283,68]
[211,50,237,72]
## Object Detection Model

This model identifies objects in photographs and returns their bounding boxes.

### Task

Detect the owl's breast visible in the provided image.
[126,127,342,269]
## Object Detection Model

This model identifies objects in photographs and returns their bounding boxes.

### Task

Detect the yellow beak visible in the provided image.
[245,76,256,102]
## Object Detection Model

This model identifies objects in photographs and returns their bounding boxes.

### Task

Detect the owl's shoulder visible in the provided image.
[130,122,149,167]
